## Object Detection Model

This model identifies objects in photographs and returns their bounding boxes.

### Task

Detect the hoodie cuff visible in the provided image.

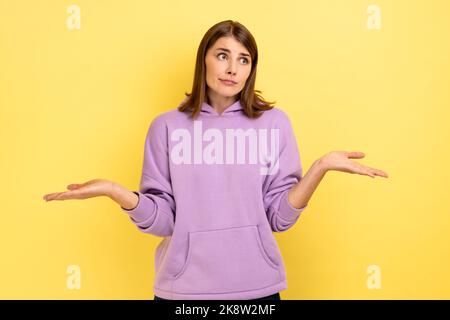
[278,190,307,222]
[121,191,155,223]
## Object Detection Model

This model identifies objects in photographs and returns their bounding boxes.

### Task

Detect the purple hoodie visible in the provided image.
[121,98,307,300]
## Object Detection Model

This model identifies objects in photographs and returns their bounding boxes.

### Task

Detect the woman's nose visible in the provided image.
[227,62,237,75]
[227,69,236,75]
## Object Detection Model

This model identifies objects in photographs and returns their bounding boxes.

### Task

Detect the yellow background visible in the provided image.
[1,0,449,299]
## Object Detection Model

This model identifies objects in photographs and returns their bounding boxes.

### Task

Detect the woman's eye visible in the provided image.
[217,53,249,65]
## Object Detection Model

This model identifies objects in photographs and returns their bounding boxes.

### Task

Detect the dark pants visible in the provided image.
[154,292,281,300]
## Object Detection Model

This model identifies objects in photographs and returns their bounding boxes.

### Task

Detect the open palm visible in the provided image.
[321,151,389,178]
[43,178,113,201]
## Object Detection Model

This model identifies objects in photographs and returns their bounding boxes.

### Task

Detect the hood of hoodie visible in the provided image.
[200,99,244,117]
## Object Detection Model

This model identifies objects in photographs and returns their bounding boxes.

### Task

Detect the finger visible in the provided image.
[54,191,79,200]
[346,151,365,159]
[364,166,389,178]
[46,192,73,201]
[44,193,60,201]
[45,186,79,201]
[44,192,63,201]
[63,189,86,200]
[67,183,82,190]
[374,169,389,178]
[353,164,375,178]
[364,169,376,178]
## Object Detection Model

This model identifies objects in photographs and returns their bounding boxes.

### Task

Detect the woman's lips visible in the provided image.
[220,79,237,86]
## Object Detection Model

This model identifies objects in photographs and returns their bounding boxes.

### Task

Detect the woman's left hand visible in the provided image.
[319,151,389,178]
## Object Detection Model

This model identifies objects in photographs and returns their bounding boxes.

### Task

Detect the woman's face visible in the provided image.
[204,36,252,101]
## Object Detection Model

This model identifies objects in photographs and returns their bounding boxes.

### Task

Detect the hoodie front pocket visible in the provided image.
[172,225,281,294]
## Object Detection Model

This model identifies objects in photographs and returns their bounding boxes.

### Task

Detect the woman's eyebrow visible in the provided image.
[216,47,250,57]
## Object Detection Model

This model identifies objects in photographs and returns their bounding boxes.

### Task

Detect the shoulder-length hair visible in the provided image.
[178,20,276,119]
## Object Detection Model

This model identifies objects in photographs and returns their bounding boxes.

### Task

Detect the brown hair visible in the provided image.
[177,20,275,119]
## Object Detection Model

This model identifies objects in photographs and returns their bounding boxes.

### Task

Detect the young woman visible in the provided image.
[43,20,389,300]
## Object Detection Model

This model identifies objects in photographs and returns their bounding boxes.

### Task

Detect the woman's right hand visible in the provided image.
[43,178,114,202]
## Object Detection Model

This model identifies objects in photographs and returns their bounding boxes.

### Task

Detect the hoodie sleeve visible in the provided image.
[263,110,307,233]
[121,115,176,237]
